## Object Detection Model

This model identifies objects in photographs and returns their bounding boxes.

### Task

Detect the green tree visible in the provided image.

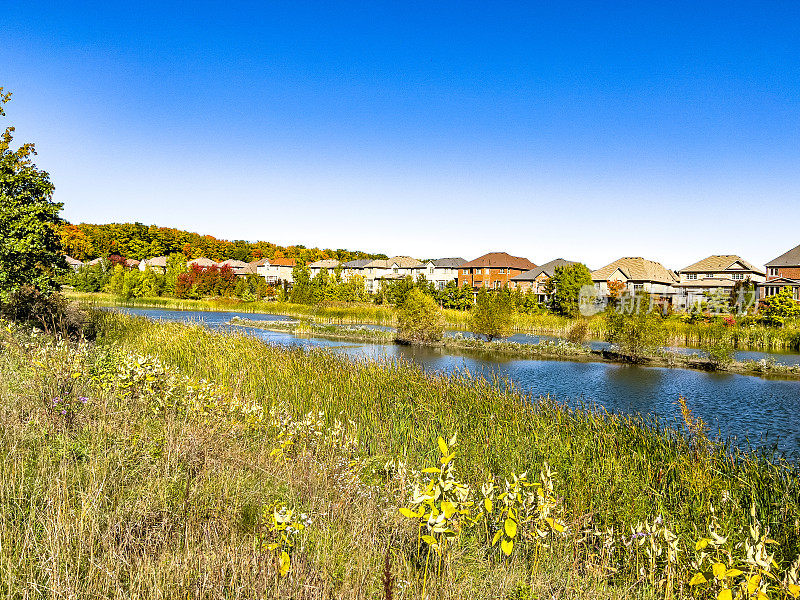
[163,253,187,295]
[546,263,593,317]
[396,288,445,343]
[605,293,666,362]
[0,88,65,300]
[469,287,515,341]
[108,264,125,296]
[761,286,800,326]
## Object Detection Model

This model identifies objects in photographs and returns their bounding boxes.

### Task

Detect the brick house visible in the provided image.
[762,244,800,301]
[458,252,536,292]
[509,259,582,302]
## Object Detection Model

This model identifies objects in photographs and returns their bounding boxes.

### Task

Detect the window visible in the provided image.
[633,284,643,291]
[499,268,506,274]
[495,281,502,289]
[732,273,744,280]
[393,268,398,273]
[687,273,697,280]
[705,274,714,279]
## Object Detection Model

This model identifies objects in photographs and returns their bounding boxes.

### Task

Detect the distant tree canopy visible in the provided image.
[58,221,388,265]
[546,263,593,317]
[0,88,65,300]
[396,288,445,343]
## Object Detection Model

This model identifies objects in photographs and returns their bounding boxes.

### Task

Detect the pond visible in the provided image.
[117,307,800,457]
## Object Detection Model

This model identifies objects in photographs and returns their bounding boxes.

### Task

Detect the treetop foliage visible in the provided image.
[58,221,388,265]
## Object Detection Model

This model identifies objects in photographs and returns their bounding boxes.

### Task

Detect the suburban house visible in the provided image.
[256,257,297,285]
[762,243,800,302]
[65,256,83,271]
[591,257,679,300]
[139,256,168,274]
[411,258,465,290]
[363,256,424,292]
[217,259,249,276]
[458,252,536,292]
[675,255,765,306]
[509,259,581,302]
[87,258,104,268]
[187,257,216,269]
[244,258,269,276]
[341,258,372,282]
[123,258,140,269]
[308,259,341,278]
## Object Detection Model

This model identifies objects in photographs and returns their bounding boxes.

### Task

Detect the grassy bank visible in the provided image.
[2,312,799,598]
[66,290,800,353]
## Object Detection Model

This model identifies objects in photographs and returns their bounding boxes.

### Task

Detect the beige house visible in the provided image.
[308,259,341,278]
[362,256,424,292]
[591,257,678,300]
[510,259,582,302]
[411,258,465,290]
[187,257,217,269]
[139,256,168,274]
[218,259,250,276]
[256,258,296,284]
[676,255,765,306]
[65,256,83,271]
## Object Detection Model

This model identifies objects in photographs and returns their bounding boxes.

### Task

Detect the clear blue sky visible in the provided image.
[4,1,799,269]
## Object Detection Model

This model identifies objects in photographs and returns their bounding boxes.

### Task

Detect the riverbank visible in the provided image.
[230,316,800,380]
[66,290,800,352]
[2,312,798,599]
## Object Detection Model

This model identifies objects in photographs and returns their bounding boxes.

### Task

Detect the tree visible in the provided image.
[605,292,666,362]
[0,88,65,300]
[546,263,593,317]
[396,288,445,343]
[469,287,515,341]
[761,287,800,326]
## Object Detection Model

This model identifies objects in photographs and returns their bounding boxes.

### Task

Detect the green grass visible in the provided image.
[2,311,798,598]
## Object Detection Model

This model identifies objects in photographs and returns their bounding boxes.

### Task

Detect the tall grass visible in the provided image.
[2,312,799,597]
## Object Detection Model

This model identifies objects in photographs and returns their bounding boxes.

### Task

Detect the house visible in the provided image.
[509,259,582,302]
[187,257,217,269]
[411,258,465,290]
[243,258,269,277]
[139,256,168,274]
[591,257,679,300]
[123,258,140,269]
[217,259,249,276]
[363,256,424,292]
[308,259,341,278]
[257,258,297,285]
[87,258,104,267]
[341,259,372,283]
[762,244,800,302]
[65,256,83,271]
[675,255,765,306]
[458,252,536,292]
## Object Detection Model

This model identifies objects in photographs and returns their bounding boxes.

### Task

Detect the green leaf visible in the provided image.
[437,436,448,456]
[689,572,707,586]
[399,507,420,519]
[421,535,437,545]
[278,551,290,577]
[492,530,502,546]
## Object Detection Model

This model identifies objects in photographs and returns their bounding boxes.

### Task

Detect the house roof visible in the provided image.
[766,243,800,268]
[218,259,249,268]
[460,252,536,271]
[269,257,296,267]
[188,257,216,268]
[679,255,764,275]
[591,257,678,285]
[143,256,168,268]
[250,258,271,267]
[241,261,260,274]
[342,259,372,269]
[65,256,83,266]
[510,259,580,282]
[431,257,466,268]
[87,258,103,266]
[124,258,140,268]
[308,259,340,269]
[364,256,424,269]
[674,277,737,289]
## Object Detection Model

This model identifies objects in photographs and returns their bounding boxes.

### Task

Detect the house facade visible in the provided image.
[411,258,465,290]
[308,259,341,278]
[458,252,536,291]
[591,257,678,300]
[509,259,581,302]
[762,244,800,302]
[139,256,168,274]
[341,259,371,283]
[65,256,83,271]
[675,255,765,306]
[256,257,297,284]
[363,256,424,292]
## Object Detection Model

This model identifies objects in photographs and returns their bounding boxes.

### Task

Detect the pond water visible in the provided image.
[117,307,800,457]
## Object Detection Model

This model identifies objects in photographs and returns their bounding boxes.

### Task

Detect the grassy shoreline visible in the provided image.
[230,316,800,381]
[2,312,798,598]
[66,290,800,352]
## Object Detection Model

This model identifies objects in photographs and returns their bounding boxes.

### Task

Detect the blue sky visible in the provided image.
[4,2,799,269]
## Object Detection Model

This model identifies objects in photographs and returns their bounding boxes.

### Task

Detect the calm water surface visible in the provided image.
[118,307,800,457]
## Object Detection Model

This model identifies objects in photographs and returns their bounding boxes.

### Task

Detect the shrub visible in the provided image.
[0,285,98,339]
[396,288,444,343]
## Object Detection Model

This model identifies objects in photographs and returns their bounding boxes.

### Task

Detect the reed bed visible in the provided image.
[2,312,797,598]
